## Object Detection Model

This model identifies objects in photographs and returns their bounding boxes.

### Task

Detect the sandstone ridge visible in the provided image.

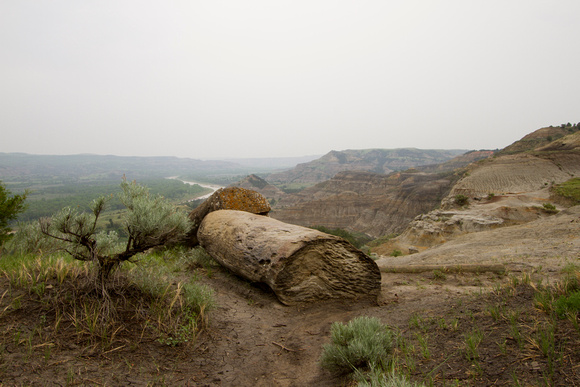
[267,150,491,238]
[377,128,580,255]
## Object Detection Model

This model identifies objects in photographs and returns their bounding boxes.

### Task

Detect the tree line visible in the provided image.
[16,178,209,222]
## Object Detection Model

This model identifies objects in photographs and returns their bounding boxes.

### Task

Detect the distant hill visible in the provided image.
[229,174,285,202]
[270,125,580,240]
[416,150,494,173]
[223,155,322,170]
[271,170,461,238]
[448,129,580,198]
[377,127,580,255]
[0,153,241,183]
[269,149,485,237]
[266,148,467,185]
[494,123,579,156]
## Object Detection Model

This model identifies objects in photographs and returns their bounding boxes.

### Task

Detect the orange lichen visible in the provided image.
[187,187,271,246]
[214,187,271,214]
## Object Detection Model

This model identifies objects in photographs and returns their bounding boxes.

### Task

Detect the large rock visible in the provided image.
[197,210,381,305]
[187,187,270,246]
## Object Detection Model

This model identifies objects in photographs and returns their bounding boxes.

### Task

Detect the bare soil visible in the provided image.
[0,207,579,386]
[1,265,579,386]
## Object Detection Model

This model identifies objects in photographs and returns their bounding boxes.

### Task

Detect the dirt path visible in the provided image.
[194,271,367,386]
[191,206,580,386]
[1,207,577,386]
[191,266,514,386]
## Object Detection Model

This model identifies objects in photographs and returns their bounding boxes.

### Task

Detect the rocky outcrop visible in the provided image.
[187,187,271,246]
[376,129,580,254]
[375,205,580,268]
[443,132,580,206]
[444,154,575,202]
[390,203,545,252]
[271,170,460,238]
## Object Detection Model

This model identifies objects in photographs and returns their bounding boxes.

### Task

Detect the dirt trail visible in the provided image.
[191,264,514,386]
[194,271,370,386]
[191,206,580,386]
[2,208,577,386]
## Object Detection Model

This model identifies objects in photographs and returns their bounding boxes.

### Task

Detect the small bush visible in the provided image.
[554,291,580,318]
[542,203,559,214]
[552,178,580,205]
[179,246,217,271]
[454,194,469,206]
[390,250,402,257]
[356,368,424,387]
[6,222,65,256]
[534,269,579,318]
[127,263,215,346]
[320,316,394,374]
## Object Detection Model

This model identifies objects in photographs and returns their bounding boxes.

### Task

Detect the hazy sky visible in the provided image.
[1,1,579,159]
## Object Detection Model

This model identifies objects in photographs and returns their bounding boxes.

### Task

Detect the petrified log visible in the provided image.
[187,187,270,246]
[198,210,381,305]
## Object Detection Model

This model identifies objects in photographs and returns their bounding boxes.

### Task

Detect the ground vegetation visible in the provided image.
[35,178,191,284]
[0,181,27,247]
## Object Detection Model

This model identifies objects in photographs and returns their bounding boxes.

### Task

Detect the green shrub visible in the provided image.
[6,222,65,256]
[390,250,402,257]
[37,178,192,284]
[0,181,28,247]
[534,269,579,318]
[542,203,559,214]
[320,316,394,374]
[552,178,580,204]
[433,269,447,281]
[182,247,217,270]
[126,262,215,346]
[454,194,469,206]
[356,368,424,387]
[554,291,580,318]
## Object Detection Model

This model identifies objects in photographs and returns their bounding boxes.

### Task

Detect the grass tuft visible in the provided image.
[320,316,395,374]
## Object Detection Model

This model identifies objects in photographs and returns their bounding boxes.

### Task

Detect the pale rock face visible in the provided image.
[400,210,506,247]
[391,149,580,250]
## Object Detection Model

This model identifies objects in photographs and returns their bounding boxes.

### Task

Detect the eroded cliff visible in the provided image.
[270,170,460,238]
[378,129,580,255]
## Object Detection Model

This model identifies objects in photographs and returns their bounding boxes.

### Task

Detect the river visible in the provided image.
[168,177,224,200]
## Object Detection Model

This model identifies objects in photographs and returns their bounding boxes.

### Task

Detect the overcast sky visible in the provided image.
[1,1,578,160]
